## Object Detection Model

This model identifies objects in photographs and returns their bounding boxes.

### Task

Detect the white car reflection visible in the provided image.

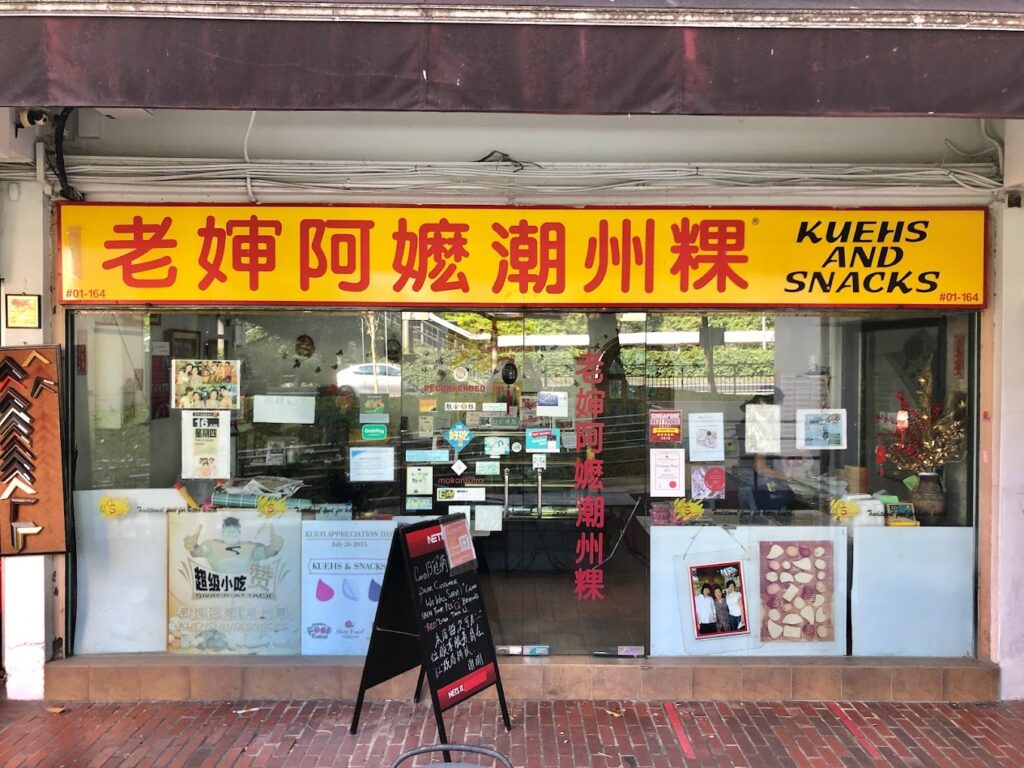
[335,363,402,396]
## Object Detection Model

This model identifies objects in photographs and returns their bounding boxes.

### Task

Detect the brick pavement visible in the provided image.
[1,698,1023,768]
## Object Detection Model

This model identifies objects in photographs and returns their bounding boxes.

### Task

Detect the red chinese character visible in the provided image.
[670,218,749,292]
[575,531,604,565]
[392,218,470,293]
[583,218,655,293]
[227,216,282,291]
[299,219,374,291]
[574,458,605,491]
[577,421,605,454]
[576,389,606,419]
[576,496,606,528]
[491,220,566,294]
[196,216,227,290]
[102,216,178,288]
[574,568,605,601]
[575,352,604,384]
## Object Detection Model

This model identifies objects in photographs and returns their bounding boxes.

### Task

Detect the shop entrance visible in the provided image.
[402,311,649,655]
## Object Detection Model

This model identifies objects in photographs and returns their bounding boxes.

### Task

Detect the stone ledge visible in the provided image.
[45,654,999,703]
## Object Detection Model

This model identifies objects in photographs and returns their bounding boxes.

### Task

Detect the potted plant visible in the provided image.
[876,363,967,524]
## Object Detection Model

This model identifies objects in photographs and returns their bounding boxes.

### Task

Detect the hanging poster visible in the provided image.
[649,410,682,443]
[525,427,561,453]
[172,359,240,410]
[253,394,316,424]
[474,506,504,532]
[745,404,781,454]
[796,409,848,450]
[407,466,433,495]
[537,391,569,417]
[300,520,395,655]
[688,412,725,462]
[419,398,438,413]
[181,410,231,479]
[520,395,540,427]
[418,415,435,437]
[651,448,686,497]
[484,437,510,456]
[476,461,500,476]
[168,508,301,654]
[691,466,727,500]
[358,394,389,424]
[350,447,395,482]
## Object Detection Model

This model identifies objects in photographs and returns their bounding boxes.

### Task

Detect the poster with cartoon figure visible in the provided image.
[168,509,300,654]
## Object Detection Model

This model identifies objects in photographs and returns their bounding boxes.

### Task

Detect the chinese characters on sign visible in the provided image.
[60,206,987,309]
[574,351,606,601]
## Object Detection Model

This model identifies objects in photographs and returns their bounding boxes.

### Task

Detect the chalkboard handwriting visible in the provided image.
[430,612,486,676]
[413,553,448,583]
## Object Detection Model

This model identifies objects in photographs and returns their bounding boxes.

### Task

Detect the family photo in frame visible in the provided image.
[689,561,749,638]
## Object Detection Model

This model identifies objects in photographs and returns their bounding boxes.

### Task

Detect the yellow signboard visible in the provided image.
[58,204,986,309]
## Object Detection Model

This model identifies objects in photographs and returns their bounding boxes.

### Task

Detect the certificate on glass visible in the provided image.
[650,448,686,498]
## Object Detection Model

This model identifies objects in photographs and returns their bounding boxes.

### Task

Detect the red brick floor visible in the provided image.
[2,698,1024,767]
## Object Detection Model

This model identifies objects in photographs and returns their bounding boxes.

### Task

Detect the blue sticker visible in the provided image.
[405,449,450,463]
[444,420,475,452]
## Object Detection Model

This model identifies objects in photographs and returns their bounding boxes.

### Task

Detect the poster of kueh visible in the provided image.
[300,520,394,655]
[168,509,301,654]
[0,345,66,556]
[60,204,985,309]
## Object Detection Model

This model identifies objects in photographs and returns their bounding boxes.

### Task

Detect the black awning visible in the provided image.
[2,16,1023,116]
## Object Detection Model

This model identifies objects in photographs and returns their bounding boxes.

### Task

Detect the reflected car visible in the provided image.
[335,363,402,396]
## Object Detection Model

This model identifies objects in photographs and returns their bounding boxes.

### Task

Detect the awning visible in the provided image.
[2,14,1023,116]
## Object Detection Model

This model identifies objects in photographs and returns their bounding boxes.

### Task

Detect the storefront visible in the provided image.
[56,201,988,679]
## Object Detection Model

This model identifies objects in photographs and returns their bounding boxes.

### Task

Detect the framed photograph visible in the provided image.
[165,329,201,359]
[796,408,847,450]
[5,294,41,329]
[689,561,749,638]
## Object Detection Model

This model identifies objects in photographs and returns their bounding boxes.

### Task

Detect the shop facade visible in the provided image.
[3,6,1024,699]
[17,128,1004,700]
[59,200,987,663]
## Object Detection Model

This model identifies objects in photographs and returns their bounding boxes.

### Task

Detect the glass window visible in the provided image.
[70,307,978,659]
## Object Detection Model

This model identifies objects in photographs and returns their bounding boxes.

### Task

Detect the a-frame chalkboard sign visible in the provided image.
[349,514,512,749]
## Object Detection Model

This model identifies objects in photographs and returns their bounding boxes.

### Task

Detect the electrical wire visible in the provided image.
[242,111,257,203]
[0,157,1001,203]
[981,119,1005,179]
[50,108,83,201]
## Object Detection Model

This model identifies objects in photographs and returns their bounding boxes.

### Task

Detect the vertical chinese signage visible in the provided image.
[573,351,606,600]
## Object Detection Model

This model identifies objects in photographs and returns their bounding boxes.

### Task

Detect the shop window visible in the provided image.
[69,308,978,659]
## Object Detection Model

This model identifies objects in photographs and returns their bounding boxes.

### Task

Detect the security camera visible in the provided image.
[16,109,49,128]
